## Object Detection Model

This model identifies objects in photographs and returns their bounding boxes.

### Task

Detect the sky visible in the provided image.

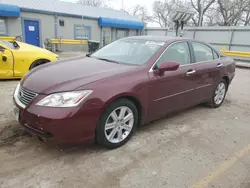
[63,0,158,26]
[64,0,153,11]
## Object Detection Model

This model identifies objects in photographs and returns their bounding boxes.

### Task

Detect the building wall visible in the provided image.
[5,17,22,37]
[21,12,55,47]
[111,28,116,41]
[102,27,111,45]
[4,11,142,52]
[56,16,99,51]
[129,29,137,36]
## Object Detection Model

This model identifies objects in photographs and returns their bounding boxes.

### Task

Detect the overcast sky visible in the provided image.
[62,0,158,26]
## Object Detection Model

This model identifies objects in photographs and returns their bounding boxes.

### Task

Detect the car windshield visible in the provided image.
[91,38,165,65]
[0,40,16,49]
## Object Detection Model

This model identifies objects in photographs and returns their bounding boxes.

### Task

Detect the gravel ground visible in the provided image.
[0,68,250,188]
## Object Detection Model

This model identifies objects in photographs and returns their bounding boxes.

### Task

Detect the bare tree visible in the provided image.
[190,0,216,26]
[77,0,112,7]
[152,0,175,28]
[242,7,250,25]
[131,5,152,26]
[217,0,250,26]
[78,0,102,6]
[203,6,222,26]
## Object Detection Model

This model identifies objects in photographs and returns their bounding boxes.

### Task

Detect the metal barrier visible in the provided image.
[221,47,250,58]
[49,39,100,53]
[50,39,88,45]
[50,39,89,52]
[0,36,16,41]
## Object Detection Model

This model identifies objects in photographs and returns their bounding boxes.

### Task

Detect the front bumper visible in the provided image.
[13,93,103,145]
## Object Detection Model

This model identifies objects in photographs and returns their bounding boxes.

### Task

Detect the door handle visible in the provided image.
[217,63,223,68]
[186,70,196,76]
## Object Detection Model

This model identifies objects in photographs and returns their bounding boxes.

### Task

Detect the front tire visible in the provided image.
[209,79,227,108]
[96,99,138,149]
[29,59,49,70]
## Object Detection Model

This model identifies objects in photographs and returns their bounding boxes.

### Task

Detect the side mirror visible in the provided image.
[158,61,180,73]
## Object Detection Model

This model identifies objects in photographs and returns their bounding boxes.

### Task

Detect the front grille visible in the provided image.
[18,86,38,106]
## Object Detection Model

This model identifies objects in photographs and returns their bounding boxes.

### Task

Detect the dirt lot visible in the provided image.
[0,68,250,188]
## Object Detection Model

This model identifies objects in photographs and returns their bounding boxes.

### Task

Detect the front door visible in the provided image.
[24,20,40,46]
[147,41,197,121]
[0,49,14,78]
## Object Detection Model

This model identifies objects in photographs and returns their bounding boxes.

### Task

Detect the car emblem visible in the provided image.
[20,91,23,97]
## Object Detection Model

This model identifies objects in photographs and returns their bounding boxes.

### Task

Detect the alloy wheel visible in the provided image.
[104,106,134,144]
[214,82,226,105]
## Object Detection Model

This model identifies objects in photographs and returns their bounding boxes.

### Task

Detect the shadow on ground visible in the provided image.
[0,122,31,147]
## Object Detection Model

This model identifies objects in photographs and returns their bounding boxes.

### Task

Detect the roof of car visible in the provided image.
[126,35,188,42]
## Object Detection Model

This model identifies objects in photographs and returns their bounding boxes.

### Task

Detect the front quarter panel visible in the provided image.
[12,49,57,77]
[77,67,150,125]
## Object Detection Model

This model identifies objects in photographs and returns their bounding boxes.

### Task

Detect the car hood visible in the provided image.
[16,41,57,56]
[22,56,137,94]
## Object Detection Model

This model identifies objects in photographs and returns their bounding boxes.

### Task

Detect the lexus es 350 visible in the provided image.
[13,36,235,148]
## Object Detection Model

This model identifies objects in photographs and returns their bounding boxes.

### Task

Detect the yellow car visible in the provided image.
[0,40,58,79]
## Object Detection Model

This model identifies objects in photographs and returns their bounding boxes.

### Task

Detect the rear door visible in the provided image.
[190,42,222,102]
[147,41,197,121]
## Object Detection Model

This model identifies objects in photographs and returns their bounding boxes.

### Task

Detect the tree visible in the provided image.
[77,0,112,7]
[131,5,152,26]
[217,0,250,26]
[78,0,102,6]
[190,0,216,26]
[242,7,250,26]
[203,6,222,26]
[152,0,175,28]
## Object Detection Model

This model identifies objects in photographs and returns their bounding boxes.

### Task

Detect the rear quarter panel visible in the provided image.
[220,56,236,84]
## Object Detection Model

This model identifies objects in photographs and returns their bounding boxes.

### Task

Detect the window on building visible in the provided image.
[59,19,64,27]
[102,30,111,45]
[0,19,7,35]
[116,29,129,39]
[74,25,91,40]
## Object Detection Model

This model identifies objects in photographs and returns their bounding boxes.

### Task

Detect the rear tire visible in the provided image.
[96,99,138,149]
[208,79,227,108]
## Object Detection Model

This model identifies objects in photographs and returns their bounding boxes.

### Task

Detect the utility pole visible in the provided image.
[121,0,124,10]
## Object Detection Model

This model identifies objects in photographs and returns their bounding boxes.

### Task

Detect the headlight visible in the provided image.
[36,90,93,107]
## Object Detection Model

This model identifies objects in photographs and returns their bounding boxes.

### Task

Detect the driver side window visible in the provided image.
[156,42,191,68]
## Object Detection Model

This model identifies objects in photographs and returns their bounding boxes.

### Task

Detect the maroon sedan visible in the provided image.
[13,36,235,148]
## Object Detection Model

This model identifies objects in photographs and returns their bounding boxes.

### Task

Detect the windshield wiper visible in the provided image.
[96,58,119,64]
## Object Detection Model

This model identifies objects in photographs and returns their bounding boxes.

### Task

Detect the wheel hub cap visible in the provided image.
[104,106,134,144]
[214,82,226,105]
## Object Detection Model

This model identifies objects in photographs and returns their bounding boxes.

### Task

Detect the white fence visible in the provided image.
[144,26,250,61]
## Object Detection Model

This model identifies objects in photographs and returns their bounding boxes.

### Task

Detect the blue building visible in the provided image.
[0,0,144,51]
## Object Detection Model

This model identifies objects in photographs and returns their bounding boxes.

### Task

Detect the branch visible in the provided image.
[191,0,198,11]
[203,0,216,13]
